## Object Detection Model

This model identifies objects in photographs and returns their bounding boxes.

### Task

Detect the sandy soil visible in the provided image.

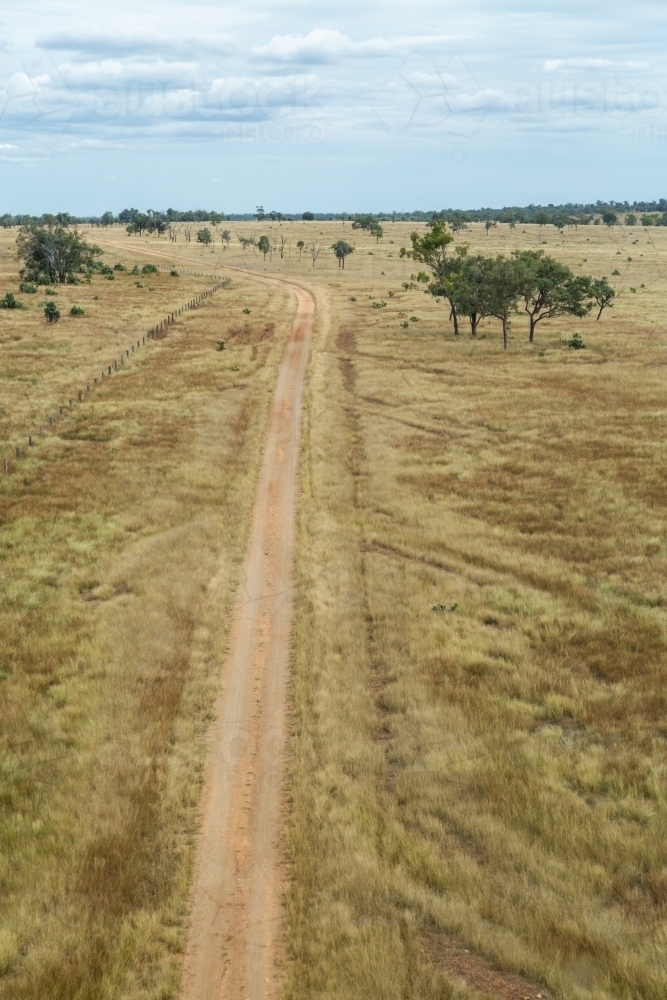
[170,273,314,1000]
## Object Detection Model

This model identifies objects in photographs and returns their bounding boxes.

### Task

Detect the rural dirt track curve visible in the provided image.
[97,239,314,999]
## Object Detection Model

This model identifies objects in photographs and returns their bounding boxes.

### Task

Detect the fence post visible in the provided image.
[15,447,20,459]
[3,459,7,474]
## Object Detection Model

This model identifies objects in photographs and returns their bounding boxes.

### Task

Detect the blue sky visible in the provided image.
[0,1,665,213]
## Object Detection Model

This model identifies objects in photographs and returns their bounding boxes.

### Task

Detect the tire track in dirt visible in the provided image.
[96,238,314,998]
[175,275,313,1000]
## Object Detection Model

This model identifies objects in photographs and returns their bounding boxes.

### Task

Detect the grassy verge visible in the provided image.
[0,259,292,999]
[286,236,667,999]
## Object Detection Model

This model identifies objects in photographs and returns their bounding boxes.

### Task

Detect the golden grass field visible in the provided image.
[2,218,667,999]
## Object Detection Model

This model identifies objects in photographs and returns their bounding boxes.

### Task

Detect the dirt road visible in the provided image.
[95,238,314,998]
[175,277,313,1000]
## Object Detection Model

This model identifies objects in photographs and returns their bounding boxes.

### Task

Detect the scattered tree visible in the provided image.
[589,276,615,319]
[309,240,327,267]
[625,213,637,226]
[332,240,354,268]
[258,235,271,260]
[296,240,305,258]
[302,211,314,220]
[17,225,102,284]
[514,250,591,342]
[101,211,115,228]
[196,227,212,245]
[486,256,522,350]
[602,211,618,227]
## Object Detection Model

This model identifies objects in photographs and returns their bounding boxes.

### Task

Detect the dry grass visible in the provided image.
[0,231,292,999]
[276,222,667,1000]
[3,218,667,999]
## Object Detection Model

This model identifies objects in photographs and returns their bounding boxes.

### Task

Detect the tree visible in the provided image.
[449,211,468,233]
[332,240,354,268]
[255,206,265,221]
[309,241,327,267]
[17,225,102,284]
[486,256,522,350]
[126,213,152,236]
[484,219,497,236]
[196,228,212,245]
[409,222,463,333]
[351,215,378,232]
[514,250,591,342]
[369,222,383,243]
[183,225,193,243]
[101,211,115,228]
[552,214,567,233]
[296,240,305,258]
[258,235,271,260]
[602,211,618,227]
[625,213,637,226]
[220,229,231,248]
[448,254,493,337]
[238,235,256,250]
[302,211,314,221]
[589,276,615,320]
[535,211,550,228]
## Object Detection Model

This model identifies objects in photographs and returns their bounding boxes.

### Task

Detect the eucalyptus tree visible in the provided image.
[513,250,592,342]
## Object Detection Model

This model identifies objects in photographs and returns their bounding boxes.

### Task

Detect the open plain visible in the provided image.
[1,219,667,1000]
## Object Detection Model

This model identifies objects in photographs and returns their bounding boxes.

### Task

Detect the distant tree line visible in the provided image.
[1,200,666,229]
[404,222,615,350]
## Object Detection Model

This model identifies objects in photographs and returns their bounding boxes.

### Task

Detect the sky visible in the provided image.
[0,1,666,214]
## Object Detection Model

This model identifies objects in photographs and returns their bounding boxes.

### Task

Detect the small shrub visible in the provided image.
[372,300,387,309]
[409,316,419,322]
[19,282,37,293]
[400,321,409,329]
[0,293,23,309]
[566,332,586,349]
[243,308,250,314]
[44,301,60,323]
[612,269,620,275]
[70,305,85,316]
[113,263,126,271]
[106,272,115,280]
[135,282,143,288]
[131,265,140,275]
[630,287,637,293]
[141,263,159,275]
[45,288,58,296]
[170,269,179,277]
[215,340,225,351]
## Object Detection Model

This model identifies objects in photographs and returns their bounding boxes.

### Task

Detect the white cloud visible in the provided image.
[544,58,650,72]
[251,29,458,65]
[36,29,238,58]
[0,142,17,148]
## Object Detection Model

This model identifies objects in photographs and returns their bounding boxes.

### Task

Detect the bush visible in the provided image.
[131,265,140,275]
[141,263,159,275]
[113,263,126,271]
[45,288,58,296]
[19,282,37,293]
[196,228,212,245]
[70,305,85,316]
[170,269,179,277]
[566,332,586,349]
[44,301,60,323]
[0,293,23,309]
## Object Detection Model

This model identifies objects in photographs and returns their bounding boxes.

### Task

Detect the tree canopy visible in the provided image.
[17,225,102,284]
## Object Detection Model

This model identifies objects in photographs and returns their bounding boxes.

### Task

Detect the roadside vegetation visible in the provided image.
[0,227,292,998]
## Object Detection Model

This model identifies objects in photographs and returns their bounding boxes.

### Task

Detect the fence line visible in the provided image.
[2,276,231,474]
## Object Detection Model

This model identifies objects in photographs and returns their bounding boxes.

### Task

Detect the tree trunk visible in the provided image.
[502,316,508,350]
[597,305,603,320]
[470,313,478,337]
[529,314,536,342]
[452,304,459,336]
